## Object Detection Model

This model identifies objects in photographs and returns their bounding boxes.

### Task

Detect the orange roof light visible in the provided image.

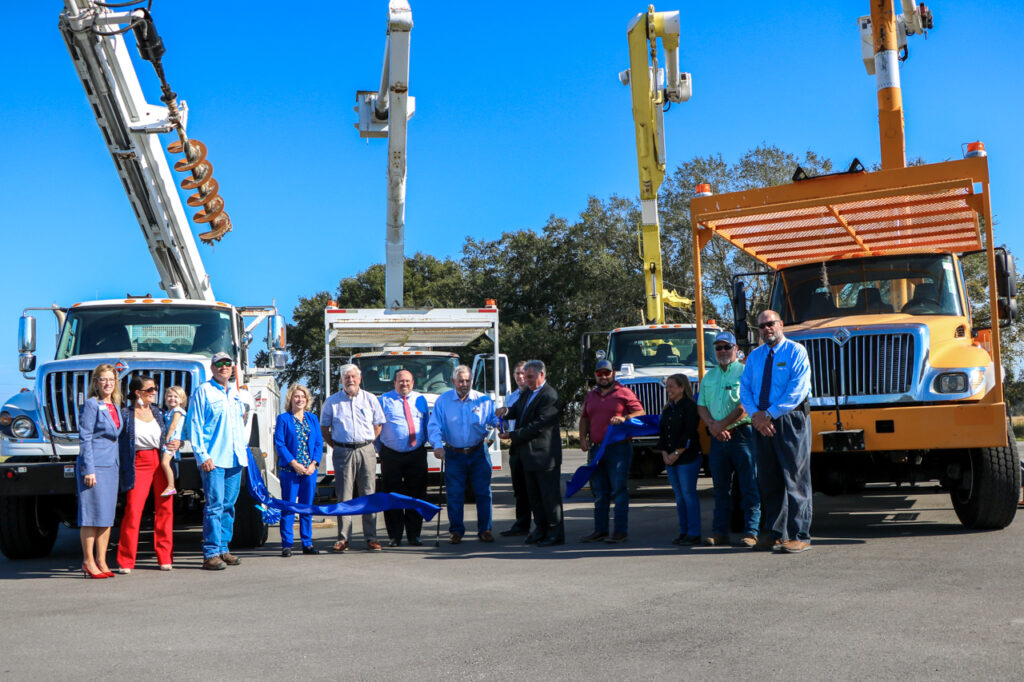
[707,319,716,325]
[965,141,987,158]
[695,183,712,197]
[484,299,497,307]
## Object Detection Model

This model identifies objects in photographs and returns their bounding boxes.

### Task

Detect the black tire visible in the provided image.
[231,474,269,548]
[0,495,60,560]
[951,425,1021,530]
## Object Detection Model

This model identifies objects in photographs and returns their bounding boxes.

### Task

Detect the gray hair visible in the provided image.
[453,364,472,380]
[524,359,545,374]
[339,363,360,378]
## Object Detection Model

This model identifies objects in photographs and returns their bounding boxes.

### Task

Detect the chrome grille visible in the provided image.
[796,334,914,398]
[43,369,194,435]
[625,381,667,415]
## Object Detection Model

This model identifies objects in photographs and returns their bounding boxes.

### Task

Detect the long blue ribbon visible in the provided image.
[245,450,440,523]
[564,415,661,499]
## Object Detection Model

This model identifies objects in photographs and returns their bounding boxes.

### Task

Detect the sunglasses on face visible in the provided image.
[595,370,613,377]
[141,387,158,393]
[758,320,779,329]
[213,360,234,368]
[714,345,734,351]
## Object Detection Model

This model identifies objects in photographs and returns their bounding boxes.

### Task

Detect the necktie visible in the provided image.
[758,349,774,411]
[402,396,416,446]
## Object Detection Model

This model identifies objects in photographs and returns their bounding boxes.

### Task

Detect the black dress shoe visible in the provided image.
[302,546,320,555]
[537,537,565,547]
[407,537,423,546]
[281,547,292,557]
[524,533,544,544]
[500,527,529,537]
[388,537,402,547]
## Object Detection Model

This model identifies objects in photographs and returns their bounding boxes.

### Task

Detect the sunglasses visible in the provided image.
[213,360,234,368]
[758,320,779,329]
[595,370,613,377]
[140,387,158,393]
[714,344,734,351]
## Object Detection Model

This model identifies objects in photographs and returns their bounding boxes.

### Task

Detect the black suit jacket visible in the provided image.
[504,383,562,472]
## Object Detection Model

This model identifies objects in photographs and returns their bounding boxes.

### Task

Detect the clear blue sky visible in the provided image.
[2,1,1022,400]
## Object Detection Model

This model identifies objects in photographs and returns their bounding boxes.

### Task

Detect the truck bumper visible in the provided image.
[811,402,1007,452]
[0,461,78,496]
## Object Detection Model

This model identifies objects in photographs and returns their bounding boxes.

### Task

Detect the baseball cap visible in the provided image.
[714,331,737,346]
[595,359,614,372]
[211,351,233,364]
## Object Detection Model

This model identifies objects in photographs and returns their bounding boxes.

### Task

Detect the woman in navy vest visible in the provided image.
[77,364,123,578]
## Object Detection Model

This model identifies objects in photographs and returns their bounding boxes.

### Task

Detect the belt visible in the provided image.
[336,441,372,449]
[447,441,484,454]
[725,423,752,434]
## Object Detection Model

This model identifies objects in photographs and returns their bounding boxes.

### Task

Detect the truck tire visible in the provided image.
[0,495,60,560]
[951,425,1021,530]
[232,475,269,548]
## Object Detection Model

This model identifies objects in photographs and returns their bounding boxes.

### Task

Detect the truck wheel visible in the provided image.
[951,425,1021,530]
[231,476,269,548]
[0,495,60,560]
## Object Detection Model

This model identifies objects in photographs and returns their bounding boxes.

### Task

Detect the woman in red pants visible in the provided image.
[116,375,180,573]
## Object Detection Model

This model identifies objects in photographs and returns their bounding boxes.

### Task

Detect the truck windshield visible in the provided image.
[55,306,234,359]
[770,254,963,325]
[352,355,459,395]
[607,329,719,370]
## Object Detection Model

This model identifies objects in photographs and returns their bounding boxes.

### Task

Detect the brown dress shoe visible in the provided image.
[332,540,349,552]
[202,556,227,571]
[478,530,494,543]
[740,534,758,548]
[781,540,813,553]
[753,537,783,552]
[449,532,462,545]
[220,552,241,566]
[704,534,729,546]
[604,533,629,544]
[367,540,383,551]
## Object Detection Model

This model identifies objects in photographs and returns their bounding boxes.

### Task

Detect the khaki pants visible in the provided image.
[332,444,377,543]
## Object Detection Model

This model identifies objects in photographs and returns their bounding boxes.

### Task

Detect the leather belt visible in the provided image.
[337,441,372,449]
[725,424,752,435]
[448,441,484,454]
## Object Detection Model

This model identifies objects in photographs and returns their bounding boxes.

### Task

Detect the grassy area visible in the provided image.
[1013,416,1024,440]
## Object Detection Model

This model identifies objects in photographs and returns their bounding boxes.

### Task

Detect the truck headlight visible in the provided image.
[10,416,35,438]
[934,372,968,394]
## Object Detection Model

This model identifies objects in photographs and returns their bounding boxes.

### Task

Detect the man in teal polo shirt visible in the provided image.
[697,331,761,547]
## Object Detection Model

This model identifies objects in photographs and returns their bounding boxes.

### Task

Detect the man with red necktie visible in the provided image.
[378,369,430,546]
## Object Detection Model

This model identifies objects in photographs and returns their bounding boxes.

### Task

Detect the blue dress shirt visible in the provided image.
[320,389,385,443]
[427,389,500,449]
[740,337,811,420]
[378,390,429,452]
[186,379,249,469]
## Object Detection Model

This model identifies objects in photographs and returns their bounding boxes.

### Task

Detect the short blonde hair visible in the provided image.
[88,364,123,406]
[163,385,188,409]
[285,384,312,413]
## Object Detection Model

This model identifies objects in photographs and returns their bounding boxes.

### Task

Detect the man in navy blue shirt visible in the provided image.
[740,310,813,553]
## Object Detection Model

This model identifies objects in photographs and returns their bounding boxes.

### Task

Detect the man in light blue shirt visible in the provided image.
[740,310,813,554]
[427,365,501,544]
[187,352,250,570]
[378,369,429,546]
[320,364,385,552]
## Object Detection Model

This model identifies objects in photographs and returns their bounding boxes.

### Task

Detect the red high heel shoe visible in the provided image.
[81,563,107,579]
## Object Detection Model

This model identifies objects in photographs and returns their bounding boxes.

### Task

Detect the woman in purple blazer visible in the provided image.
[77,364,124,579]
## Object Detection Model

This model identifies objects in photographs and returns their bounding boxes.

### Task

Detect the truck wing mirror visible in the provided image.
[18,315,35,354]
[19,354,36,373]
[732,281,749,343]
[997,297,1017,326]
[270,315,287,351]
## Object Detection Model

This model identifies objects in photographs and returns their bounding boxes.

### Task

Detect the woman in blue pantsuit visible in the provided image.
[77,363,124,578]
[274,384,323,556]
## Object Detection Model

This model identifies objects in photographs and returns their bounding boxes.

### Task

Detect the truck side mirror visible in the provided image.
[271,350,288,369]
[732,281,749,341]
[19,354,36,373]
[996,249,1018,325]
[18,315,36,354]
[270,315,287,351]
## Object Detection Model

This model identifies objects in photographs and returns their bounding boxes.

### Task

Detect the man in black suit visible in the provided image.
[497,360,564,546]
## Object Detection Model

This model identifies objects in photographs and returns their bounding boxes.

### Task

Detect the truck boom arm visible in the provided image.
[59,0,215,301]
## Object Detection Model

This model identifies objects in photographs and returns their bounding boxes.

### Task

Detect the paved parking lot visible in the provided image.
[2,449,1023,680]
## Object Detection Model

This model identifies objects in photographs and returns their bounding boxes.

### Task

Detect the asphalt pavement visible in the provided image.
[1,448,1023,681]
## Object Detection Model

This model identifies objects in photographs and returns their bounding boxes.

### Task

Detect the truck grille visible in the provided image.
[626,382,667,416]
[43,369,194,435]
[796,334,914,397]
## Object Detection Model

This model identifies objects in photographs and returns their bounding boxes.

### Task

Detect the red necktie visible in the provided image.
[403,396,416,446]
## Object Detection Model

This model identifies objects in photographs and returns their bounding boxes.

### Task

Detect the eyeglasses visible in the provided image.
[758,320,779,329]
[141,387,158,393]
[595,370,613,377]
[96,377,116,384]
[714,345,734,351]
[213,360,234,368]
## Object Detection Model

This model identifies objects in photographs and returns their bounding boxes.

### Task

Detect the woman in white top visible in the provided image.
[115,375,179,573]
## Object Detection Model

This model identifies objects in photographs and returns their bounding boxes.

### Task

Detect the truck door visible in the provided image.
[471,353,510,402]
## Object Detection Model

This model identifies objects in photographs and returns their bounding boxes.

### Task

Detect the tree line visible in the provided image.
[280,145,1024,420]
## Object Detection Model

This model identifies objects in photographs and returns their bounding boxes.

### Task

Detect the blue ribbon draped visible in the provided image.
[564,415,661,499]
[245,450,440,523]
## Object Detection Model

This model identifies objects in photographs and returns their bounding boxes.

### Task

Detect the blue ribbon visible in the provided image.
[245,450,441,522]
[564,415,661,499]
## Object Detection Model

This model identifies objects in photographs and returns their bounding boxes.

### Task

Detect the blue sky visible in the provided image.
[2,1,1022,400]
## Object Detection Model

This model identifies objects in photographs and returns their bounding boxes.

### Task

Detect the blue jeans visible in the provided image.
[444,445,492,536]
[199,465,243,559]
[590,440,632,535]
[709,424,761,536]
[279,468,317,547]
[665,458,702,536]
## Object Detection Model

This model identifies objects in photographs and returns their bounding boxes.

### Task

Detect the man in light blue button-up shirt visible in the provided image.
[378,369,430,546]
[740,310,814,553]
[187,352,250,569]
[427,365,501,544]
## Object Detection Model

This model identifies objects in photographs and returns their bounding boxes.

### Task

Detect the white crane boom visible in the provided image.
[58,0,215,301]
[355,0,415,309]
